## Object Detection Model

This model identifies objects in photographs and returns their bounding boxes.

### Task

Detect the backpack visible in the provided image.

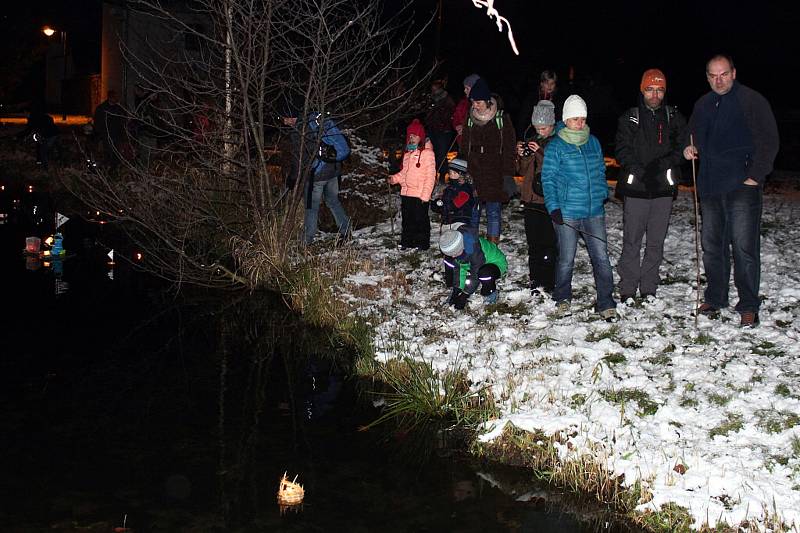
[627,105,677,128]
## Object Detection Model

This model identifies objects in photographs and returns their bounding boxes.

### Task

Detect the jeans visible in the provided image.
[700,185,762,313]
[471,201,502,238]
[553,214,615,312]
[304,176,350,244]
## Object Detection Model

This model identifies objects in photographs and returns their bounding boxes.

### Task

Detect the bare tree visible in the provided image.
[68,0,432,288]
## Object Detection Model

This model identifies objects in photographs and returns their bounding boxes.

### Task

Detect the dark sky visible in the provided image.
[418,0,797,114]
[2,0,796,115]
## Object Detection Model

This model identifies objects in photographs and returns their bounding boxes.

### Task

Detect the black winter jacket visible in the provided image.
[614,98,688,199]
[688,81,779,198]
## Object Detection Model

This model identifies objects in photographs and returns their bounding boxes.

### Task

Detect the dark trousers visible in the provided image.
[444,262,501,294]
[618,196,673,297]
[429,130,454,182]
[400,195,431,250]
[700,185,762,313]
[524,203,557,290]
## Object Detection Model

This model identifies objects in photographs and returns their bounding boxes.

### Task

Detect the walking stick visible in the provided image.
[386,179,395,236]
[690,134,701,328]
[434,135,459,180]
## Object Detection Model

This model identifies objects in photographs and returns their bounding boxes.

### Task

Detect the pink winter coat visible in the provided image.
[389,140,436,202]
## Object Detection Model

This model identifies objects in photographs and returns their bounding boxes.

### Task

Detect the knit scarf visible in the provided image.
[558,125,590,146]
[469,98,498,126]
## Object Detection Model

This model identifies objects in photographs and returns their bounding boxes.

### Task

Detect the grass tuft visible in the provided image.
[361,357,498,433]
[600,388,659,417]
[709,413,743,438]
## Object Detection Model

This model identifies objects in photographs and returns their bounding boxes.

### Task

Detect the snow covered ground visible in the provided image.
[334,142,800,530]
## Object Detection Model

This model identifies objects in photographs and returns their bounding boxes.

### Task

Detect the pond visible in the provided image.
[0,184,642,532]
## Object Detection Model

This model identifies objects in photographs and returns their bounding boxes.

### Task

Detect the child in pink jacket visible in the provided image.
[388,119,436,250]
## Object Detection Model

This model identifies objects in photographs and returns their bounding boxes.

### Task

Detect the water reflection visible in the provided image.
[0,210,641,533]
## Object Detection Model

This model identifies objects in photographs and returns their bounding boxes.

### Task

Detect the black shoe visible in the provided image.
[620,293,635,304]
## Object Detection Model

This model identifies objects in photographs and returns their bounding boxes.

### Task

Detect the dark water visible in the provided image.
[0,179,641,532]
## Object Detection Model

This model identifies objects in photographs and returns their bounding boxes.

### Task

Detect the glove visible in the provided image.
[484,290,498,305]
[550,209,563,225]
[453,290,469,310]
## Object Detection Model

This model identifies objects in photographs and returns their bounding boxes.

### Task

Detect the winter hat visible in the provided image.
[449,158,468,174]
[439,230,464,257]
[561,94,588,121]
[531,100,556,126]
[463,73,480,89]
[640,68,667,93]
[468,78,491,102]
[406,119,426,142]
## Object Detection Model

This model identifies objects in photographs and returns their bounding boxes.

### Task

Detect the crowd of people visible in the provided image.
[19,52,776,328]
[382,54,779,327]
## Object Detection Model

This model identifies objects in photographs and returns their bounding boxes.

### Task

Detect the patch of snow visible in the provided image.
[334,151,800,530]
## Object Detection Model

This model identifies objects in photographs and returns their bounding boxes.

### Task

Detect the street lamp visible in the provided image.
[42,26,68,121]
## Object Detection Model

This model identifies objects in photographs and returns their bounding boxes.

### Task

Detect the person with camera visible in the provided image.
[387,119,436,250]
[516,100,558,293]
[615,69,688,303]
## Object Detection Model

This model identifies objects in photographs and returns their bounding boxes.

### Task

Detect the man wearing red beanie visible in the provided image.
[615,68,688,303]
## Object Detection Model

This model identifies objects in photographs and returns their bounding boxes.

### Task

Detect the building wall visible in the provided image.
[101,1,208,111]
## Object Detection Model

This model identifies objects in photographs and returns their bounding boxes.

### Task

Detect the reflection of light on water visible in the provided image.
[55,279,69,296]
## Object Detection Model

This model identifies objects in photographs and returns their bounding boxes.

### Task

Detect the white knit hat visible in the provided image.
[439,230,464,256]
[562,94,588,121]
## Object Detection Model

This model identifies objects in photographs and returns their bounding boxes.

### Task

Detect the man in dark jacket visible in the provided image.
[18,103,59,168]
[461,78,516,243]
[615,69,688,302]
[683,54,779,327]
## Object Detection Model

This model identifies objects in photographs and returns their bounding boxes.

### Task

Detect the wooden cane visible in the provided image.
[386,180,395,237]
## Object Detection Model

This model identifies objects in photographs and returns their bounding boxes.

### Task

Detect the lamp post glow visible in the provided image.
[42,26,68,120]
